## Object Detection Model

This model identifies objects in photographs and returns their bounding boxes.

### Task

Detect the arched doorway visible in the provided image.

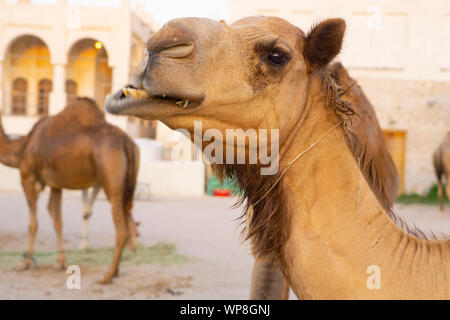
[3,35,52,115]
[66,39,112,109]
[37,79,52,115]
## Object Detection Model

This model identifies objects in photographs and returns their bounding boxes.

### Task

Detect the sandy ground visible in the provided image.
[0,190,449,299]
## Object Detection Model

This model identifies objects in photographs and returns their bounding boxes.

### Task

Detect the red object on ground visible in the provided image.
[213,188,231,197]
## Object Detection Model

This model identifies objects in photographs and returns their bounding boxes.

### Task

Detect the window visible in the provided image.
[65,79,77,105]
[37,79,52,115]
[11,78,27,115]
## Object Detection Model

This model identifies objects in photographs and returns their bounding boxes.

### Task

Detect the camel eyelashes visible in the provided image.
[254,38,291,67]
[265,49,290,66]
[254,38,279,53]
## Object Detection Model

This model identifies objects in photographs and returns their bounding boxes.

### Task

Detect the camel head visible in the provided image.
[106,16,345,148]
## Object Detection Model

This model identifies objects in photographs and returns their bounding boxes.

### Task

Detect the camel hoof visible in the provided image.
[97,278,113,285]
[14,264,30,271]
[78,241,90,250]
[127,243,138,252]
[18,255,36,270]
[127,238,138,252]
[55,262,67,271]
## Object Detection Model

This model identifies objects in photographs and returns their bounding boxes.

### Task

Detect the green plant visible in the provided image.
[0,242,190,268]
[396,185,447,205]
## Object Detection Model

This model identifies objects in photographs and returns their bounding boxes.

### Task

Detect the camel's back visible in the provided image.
[21,98,137,188]
[31,97,136,152]
[23,98,105,153]
[48,97,106,132]
[331,63,399,209]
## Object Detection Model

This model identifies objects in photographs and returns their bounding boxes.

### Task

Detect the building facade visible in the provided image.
[0,0,205,197]
[0,0,158,136]
[1,0,449,196]
[230,0,450,194]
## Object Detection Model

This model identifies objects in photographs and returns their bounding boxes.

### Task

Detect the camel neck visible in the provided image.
[279,88,449,299]
[0,114,6,140]
[0,117,25,169]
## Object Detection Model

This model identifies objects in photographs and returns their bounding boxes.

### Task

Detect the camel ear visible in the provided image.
[303,18,346,71]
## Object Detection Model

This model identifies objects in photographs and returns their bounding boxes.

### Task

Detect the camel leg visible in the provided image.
[95,150,130,284]
[79,186,101,249]
[79,189,89,249]
[445,178,450,213]
[126,216,140,252]
[48,188,66,270]
[20,176,40,270]
[97,193,129,284]
[437,180,444,212]
[250,256,290,300]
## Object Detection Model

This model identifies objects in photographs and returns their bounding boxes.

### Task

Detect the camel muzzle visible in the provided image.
[105,84,203,117]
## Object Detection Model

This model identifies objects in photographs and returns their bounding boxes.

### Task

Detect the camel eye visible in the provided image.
[267,50,290,66]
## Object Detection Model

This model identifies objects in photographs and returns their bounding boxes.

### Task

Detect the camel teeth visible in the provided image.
[162,94,166,98]
[127,88,137,98]
[136,89,149,98]
[175,99,189,107]
[124,88,149,99]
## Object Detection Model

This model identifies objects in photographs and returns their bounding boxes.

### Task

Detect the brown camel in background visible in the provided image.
[0,98,140,284]
[434,132,450,212]
[1,141,103,250]
[107,16,448,298]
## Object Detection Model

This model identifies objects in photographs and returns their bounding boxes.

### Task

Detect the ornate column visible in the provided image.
[49,63,66,115]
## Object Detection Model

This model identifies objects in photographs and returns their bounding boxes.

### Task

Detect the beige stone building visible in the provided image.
[0,0,160,135]
[0,0,205,197]
[230,0,450,194]
[1,0,449,196]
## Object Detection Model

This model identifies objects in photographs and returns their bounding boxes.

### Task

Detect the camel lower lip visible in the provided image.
[105,86,202,116]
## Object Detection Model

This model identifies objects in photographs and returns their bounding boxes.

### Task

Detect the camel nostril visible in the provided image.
[159,43,194,58]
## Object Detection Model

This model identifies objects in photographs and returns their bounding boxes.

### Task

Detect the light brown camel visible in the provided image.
[249,62,400,299]
[1,141,102,250]
[434,132,450,212]
[106,16,449,299]
[0,97,140,284]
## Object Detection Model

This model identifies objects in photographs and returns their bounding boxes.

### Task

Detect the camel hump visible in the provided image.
[56,97,106,127]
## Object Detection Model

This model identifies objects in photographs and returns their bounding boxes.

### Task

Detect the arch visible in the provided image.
[11,77,27,115]
[3,34,52,115]
[2,33,53,62]
[37,78,52,115]
[67,37,110,63]
[66,38,112,109]
[65,79,78,105]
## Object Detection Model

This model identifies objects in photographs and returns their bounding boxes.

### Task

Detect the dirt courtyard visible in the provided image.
[0,191,448,299]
